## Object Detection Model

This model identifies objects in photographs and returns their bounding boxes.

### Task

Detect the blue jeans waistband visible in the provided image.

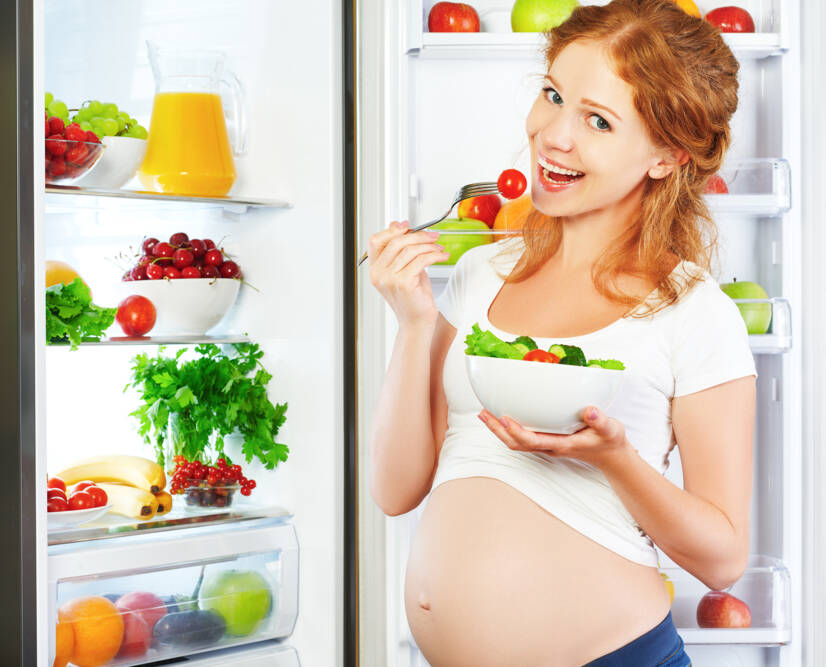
[582,611,689,666]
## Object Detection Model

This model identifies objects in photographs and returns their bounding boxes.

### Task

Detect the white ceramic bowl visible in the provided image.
[75,135,147,189]
[465,354,625,434]
[47,504,112,531]
[120,278,240,336]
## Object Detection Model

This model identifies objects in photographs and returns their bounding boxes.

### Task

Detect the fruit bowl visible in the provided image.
[73,135,147,189]
[119,278,240,335]
[47,504,112,530]
[45,139,105,185]
[182,479,239,510]
[465,354,625,434]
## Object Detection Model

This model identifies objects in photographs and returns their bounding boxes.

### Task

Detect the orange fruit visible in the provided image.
[46,260,85,289]
[53,611,74,667]
[59,596,124,667]
[492,194,533,234]
[671,0,701,17]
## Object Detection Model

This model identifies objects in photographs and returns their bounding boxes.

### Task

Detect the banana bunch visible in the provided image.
[57,455,172,520]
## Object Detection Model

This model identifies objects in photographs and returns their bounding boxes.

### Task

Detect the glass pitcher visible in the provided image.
[138,41,246,197]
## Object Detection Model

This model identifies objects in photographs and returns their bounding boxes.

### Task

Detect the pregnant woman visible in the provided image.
[367,1,755,665]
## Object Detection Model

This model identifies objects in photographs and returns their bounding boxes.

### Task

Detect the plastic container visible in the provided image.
[181,479,240,510]
[45,139,105,184]
[74,135,147,189]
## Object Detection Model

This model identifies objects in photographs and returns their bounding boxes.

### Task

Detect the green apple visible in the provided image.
[720,279,772,334]
[511,0,579,32]
[432,218,493,265]
[199,569,273,637]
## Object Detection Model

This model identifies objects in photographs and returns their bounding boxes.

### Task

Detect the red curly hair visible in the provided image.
[504,0,740,315]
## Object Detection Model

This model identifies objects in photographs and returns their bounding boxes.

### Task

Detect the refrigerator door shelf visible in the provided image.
[49,519,299,667]
[409,31,785,62]
[707,158,792,216]
[167,640,300,666]
[48,505,293,547]
[659,555,791,645]
[45,185,292,216]
[737,297,793,355]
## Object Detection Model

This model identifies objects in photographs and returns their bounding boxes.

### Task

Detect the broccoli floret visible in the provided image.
[511,335,538,351]
[558,344,587,366]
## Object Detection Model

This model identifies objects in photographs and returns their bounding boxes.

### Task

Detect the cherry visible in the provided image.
[142,237,159,255]
[203,239,216,251]
[163,266,181,279]
[146,263,164,280]
[130,265,147,281]
[240,487,252,497]
[219,260,239,279]
[152,242,175,262]
[181,266,201,279]
[189,239,206,257]
[173,248,194,269]
[169,232,189,247]
[204,249,223,267]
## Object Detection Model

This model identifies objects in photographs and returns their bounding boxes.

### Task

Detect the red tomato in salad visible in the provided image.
[498,169,527,200]
[73,481,96,493]
[523,349,560,363]
[48,497,70,513]
[85,486,108,508]
[47,489,67,501]
[47,477,66,493]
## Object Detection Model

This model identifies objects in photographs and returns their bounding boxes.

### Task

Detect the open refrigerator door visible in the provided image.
[20,0,354,665]
[356,0,803,665]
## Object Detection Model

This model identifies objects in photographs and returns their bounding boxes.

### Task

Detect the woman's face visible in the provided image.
[526,40,677,219]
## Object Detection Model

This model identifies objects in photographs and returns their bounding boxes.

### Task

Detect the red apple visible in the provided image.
[457,194,502,228]
[428,2,480,32]
[705,6,755,33]
[115,591,167,631]
[116,610,151,658]
[704,174,729,194]
[696,591,752,628]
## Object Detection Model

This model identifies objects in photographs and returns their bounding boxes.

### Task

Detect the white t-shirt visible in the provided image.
[433,239,757,567]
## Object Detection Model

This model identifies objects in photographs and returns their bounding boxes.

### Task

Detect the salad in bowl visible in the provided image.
[464,324,625,434]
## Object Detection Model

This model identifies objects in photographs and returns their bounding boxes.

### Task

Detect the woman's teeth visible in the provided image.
[538,158,584,184]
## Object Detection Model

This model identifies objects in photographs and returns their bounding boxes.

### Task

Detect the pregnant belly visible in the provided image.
[405,477,672,667]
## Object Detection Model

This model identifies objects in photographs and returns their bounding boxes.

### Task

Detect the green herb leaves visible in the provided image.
[127,343,289,470]
[46,278,117,349]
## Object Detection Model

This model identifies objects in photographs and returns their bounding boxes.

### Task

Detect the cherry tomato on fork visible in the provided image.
[498,169,527,199]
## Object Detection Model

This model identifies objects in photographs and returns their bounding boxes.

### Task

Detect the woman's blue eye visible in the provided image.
[543,86,563,105]
[589,115,611,131]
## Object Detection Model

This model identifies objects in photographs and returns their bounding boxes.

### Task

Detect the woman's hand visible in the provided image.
[477,406,632,470]
[368,221,450,329]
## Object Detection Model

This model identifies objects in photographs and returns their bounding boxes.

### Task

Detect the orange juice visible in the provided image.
[138,92,236,196]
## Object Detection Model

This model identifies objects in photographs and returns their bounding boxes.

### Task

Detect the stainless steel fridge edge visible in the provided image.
[1,0,37,664]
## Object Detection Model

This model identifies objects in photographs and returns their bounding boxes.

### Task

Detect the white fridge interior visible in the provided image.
[365,0,803,665]
[38,0,344,665]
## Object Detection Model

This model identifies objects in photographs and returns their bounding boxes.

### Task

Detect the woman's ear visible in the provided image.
[648,148,689,179]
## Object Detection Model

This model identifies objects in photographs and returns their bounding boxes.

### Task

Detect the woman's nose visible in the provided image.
[537,111,575,153]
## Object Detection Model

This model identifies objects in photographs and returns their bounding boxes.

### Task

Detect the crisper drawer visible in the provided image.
[48,517,299,667]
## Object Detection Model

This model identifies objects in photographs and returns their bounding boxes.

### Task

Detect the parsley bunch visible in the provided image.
[46,278,117,350]
[127,343,288,470]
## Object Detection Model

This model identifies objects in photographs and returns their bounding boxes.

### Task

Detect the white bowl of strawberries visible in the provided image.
[121,232,242,335]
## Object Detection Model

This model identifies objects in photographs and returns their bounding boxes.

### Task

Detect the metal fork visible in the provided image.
[357,181,501,267]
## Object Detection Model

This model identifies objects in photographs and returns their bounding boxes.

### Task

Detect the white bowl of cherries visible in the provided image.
[121,232,243,336]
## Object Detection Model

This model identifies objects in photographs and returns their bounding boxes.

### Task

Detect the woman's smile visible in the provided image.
[536,154,586,192]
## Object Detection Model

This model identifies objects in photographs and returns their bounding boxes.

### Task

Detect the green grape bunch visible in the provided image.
[45,91,70,125]
[70,99,148,139]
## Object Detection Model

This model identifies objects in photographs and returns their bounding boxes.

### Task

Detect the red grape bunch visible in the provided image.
[122,232,242,282]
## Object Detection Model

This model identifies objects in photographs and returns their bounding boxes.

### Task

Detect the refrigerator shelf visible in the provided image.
[161,640,299,666]
[47,334,251,348]
[707,158,791,215]
[660,555,791,646]
[48,505,293,547]
[410,32,785,61]
[45,185,292,215]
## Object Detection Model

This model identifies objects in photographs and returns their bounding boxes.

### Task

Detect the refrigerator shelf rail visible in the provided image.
[48,506,293,547]
[659,554,791,646]
[46,334,251,348]
[161,640,300,666]
[45,185,292,216]
[408,31,786,61]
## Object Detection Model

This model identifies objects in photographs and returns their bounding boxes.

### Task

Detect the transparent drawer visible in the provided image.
[49,518,298,667]
[706,158,791,215]
[661,555,790,645]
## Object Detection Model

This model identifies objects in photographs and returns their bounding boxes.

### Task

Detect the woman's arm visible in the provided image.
[600,376,755,590]
[369,314,454,516]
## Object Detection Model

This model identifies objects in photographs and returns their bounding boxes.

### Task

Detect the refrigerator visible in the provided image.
[7,0,357,665]
[353,0,822,665]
